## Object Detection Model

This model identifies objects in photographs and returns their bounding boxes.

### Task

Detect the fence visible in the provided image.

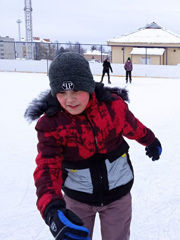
[1,41,180,71]
[0,41,112,62]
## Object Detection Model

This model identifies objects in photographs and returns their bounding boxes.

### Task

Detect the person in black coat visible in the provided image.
[100,58,113,84]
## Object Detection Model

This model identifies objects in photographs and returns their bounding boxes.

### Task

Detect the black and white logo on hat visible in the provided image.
[62,81,75,91]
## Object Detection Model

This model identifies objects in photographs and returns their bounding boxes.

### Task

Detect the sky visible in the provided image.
[1,0,180,44]
[0,70,180,240]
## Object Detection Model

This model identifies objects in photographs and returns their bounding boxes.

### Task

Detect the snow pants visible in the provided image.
[64,193,132,240]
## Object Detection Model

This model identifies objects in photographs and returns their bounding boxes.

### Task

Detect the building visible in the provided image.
[33,37,51,43]
[107,22,180,65]
[33,37,57,60]
[18,37,53,60]
[84,50,109,62]
[0,36,15,59]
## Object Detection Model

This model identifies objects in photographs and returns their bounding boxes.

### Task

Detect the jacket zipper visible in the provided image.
[83,112,104,206]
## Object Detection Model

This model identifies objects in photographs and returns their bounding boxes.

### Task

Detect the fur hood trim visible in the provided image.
[24,82,129,123]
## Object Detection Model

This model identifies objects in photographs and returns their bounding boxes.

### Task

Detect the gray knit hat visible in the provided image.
[49,52,95,97]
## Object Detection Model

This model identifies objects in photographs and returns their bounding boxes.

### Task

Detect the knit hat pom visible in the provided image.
[49,52,95,96]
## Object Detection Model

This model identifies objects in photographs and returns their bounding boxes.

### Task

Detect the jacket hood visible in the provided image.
[24,82,129,123]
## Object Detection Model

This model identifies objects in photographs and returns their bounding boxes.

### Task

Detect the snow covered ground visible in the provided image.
[0,71,180,240]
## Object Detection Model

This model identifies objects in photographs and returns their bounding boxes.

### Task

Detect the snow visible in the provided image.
[130,48,165,56]
[84,50,108,56]
[0,71,180,240]
[2,59,180,79]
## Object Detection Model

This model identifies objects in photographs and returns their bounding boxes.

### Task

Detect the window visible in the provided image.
[141,57,151,64]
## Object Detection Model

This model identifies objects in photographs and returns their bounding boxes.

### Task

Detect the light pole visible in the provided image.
[16,19,22,41]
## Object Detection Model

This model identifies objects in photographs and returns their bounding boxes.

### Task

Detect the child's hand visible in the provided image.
[46,208,90,240]
[145,138,162,161]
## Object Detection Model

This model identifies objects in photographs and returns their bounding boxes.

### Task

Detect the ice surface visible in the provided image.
[0,72,179,240]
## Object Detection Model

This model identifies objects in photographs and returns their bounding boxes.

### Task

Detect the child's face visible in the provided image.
[56,90,90,115]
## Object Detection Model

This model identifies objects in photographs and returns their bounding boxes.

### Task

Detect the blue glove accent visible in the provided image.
[157,146,162,156]
[145,138,162,161]
[48,208,90,240]
[58,210,90,239]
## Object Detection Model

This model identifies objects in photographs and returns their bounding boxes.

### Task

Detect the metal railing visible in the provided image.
[0,41,112,62]
[1,41,180,65]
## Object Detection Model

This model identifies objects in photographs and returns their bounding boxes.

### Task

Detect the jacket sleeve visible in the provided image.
[34,117,65,218]
[109,63,113,72]
[119,99,155,146]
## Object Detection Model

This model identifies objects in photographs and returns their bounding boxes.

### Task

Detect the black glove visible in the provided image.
[145,138,162,161]
[46,208,90,240]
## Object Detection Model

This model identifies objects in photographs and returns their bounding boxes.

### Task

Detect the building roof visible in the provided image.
[130,47,165,56]
[0,36,14,41]
[108,22,180,44]
[33,37,41,42]
[33,37,51,43]
[84,50,108,56]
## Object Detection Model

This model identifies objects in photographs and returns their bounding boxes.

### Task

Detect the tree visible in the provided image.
[91,45,97,51]
[57,42,86,55]
[36,43,56,60]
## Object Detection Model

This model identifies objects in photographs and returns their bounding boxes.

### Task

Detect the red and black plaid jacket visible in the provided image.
[25,83,155,218]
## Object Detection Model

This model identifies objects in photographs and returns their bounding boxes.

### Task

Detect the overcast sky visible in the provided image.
[1,0,180,44]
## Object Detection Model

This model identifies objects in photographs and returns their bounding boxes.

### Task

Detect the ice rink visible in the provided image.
[0,71,179,240]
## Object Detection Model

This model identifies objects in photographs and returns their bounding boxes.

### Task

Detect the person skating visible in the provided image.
[25,52,162,240]
[124,57,133,83]
[101,57,113,84]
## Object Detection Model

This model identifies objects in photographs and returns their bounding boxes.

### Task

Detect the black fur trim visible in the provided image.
[104,86,129,102]
[95,82,129,102]
[24,90,50,123]
[24,82,129,123]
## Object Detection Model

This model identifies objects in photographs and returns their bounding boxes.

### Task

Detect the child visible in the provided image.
[25,52,162,240]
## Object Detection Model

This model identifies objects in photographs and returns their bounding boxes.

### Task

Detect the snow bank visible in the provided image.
[1,59,180,78]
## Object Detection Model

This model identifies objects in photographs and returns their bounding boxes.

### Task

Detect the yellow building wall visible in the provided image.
[124,47,133,62]
[112,46,133,63]
[110,43,180,65]
[167,48,180,65]
[111,46,123,63]
[131,55,163,65]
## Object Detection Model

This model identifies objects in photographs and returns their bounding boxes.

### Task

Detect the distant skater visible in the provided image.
[124,57,133,83]
[101,58,113,84]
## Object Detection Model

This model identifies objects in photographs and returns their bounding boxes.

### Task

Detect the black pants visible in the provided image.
[101,70,111,83]
[126,71,132,83]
